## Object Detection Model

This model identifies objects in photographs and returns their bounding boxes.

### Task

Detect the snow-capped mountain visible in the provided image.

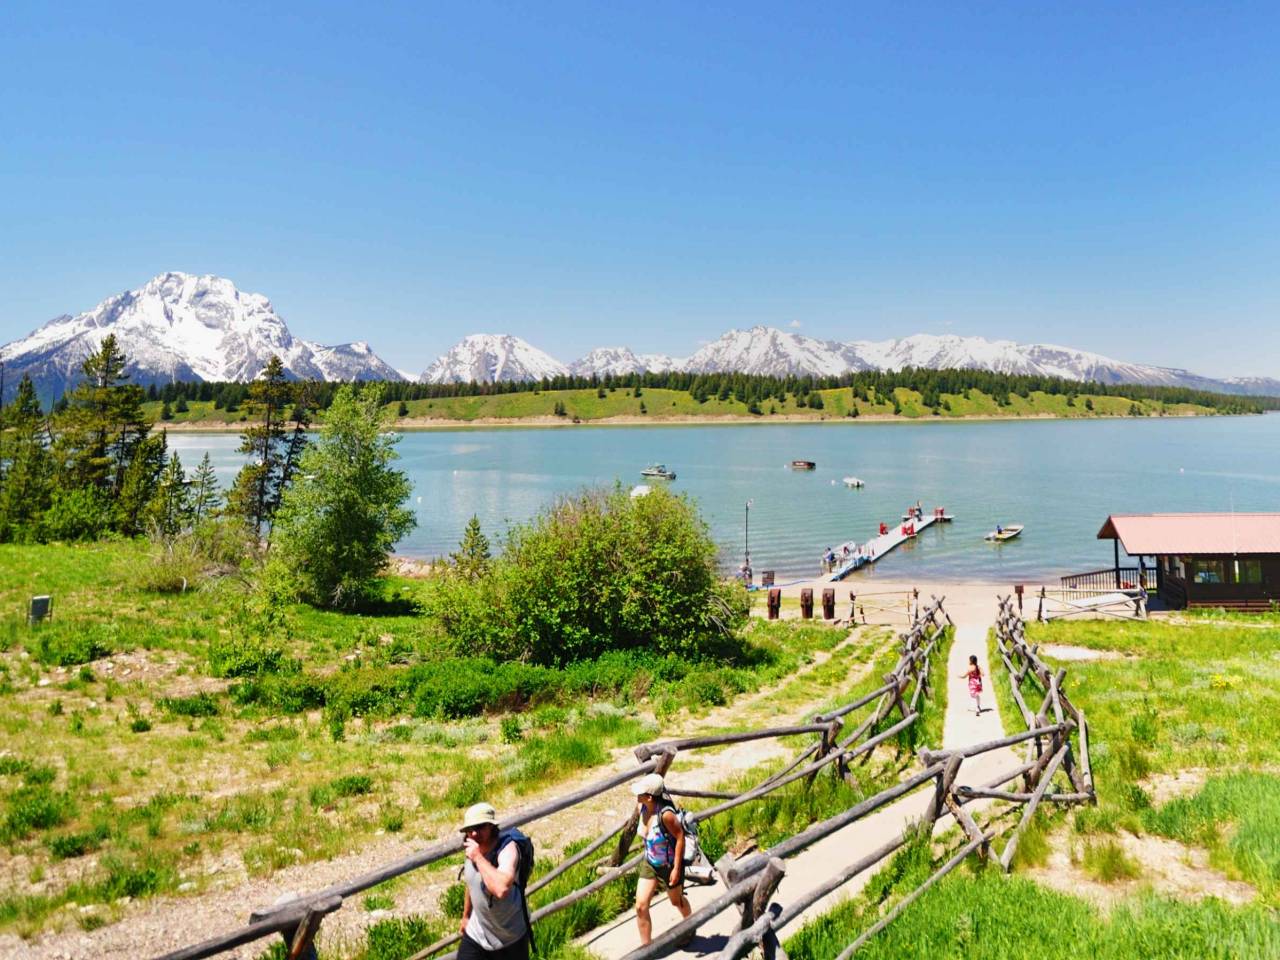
[0,272,402,400]
[439,326,1277,396]
[420,334,568,384]
[567,347,681,378]
[682,326,873,377]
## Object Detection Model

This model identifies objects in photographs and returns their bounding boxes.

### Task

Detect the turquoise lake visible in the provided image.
[168,415,1280,583]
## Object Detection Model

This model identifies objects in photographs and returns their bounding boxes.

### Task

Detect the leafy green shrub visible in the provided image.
[47,824,110,860]
[40,487,114,542]
[29,625,113,666]
[1081,839,1141,882]
[207,633,292,678]
[444,770,486,808]
[362,916,446,960]
[158,693,221,717]
[500,715,523,743]
[243,724,300,743]
[426,485,749,666]
[2,786,76,840]
[130,717,152,733]
[441,881,466,918]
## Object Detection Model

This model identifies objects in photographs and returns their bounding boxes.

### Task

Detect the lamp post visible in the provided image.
[743,499,753,579]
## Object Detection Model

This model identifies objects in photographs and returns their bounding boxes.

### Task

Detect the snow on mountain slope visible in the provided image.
[0,272,402,399]
[682,326,872,377]
[568,347,681,377]
[420,334,569,384]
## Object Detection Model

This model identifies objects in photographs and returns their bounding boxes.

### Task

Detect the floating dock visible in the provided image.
[827,509,954,581]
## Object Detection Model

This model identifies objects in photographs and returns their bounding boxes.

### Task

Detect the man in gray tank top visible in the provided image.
[459,803,530,960]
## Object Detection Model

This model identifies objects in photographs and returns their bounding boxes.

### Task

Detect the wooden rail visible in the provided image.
[152,599,956,960]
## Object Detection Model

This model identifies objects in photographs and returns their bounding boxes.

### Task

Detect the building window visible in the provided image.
[1235,559,1262,584]
[1189,559,1226,584]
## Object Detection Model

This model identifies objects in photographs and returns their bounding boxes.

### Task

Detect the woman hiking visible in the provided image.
[632,773,693,946]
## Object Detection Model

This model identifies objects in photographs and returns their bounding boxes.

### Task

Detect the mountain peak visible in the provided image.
[0,273,402,400]
[421,333,569,384]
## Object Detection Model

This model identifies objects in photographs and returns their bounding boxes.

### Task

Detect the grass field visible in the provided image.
[143,387,1216,427]
[0,540,872,938]
[780,615,1280,959]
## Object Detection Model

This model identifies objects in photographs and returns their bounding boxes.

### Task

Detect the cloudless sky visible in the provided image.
[2,1,1278,376]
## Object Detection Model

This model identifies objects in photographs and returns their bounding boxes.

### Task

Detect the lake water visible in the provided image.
[168,415,1280,583]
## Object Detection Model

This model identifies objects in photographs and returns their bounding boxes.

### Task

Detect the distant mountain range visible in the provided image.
[3,273,1278,400]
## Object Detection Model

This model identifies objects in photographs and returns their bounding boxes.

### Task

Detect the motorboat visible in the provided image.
[790,460,817,470]
[842,476,865,488]
[985,524,1024,542]
[640,464,676,480]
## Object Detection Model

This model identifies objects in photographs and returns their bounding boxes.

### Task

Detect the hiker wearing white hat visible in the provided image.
[631,773,693,945]
[458,802,533,960]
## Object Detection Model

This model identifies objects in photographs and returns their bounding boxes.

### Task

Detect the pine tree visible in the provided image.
[0,375,53,538]
[160,400,173,420]
[150,451,193,540]
[228,356,293,538]
[269,380,317,532]
[189,452,222,523]
[396,400,409,417]
[175,395,189,413]
[117,432,168,535]
[450,515,491,581]
[52,334,151,497]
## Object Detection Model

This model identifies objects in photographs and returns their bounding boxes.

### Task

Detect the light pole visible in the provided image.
[743,499,753,578]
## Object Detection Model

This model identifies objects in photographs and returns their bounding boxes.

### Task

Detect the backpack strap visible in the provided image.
[489,831,536,953]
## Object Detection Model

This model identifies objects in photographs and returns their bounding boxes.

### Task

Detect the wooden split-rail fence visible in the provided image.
[152,594,1095,960]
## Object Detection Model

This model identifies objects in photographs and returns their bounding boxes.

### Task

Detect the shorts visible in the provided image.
[458,931,529,960]
[639,859,680,892]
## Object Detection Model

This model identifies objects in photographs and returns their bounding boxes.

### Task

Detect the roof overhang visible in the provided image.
[1097,513,1280,556]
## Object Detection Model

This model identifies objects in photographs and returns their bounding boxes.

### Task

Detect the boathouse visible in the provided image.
[1095,513,1280,610]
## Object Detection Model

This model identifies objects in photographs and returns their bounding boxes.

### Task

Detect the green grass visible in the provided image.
[0,540,871,936]
[142,387,1218,428]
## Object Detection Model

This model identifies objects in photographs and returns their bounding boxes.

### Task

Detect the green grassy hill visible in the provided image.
[145,386,1216,427]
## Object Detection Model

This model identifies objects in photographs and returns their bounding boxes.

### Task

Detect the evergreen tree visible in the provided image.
[808,391,824,410]
[175,395,189,413]
[117,432,168,535]
[52,334,151,497]
[160,400,173,420]
[0,375,53,539]
[269,380,318,531]
[396,400,409,417]
[450,515,491,581]
[189,452,222,523]
[150,450,193,540]
[229,356,293,538]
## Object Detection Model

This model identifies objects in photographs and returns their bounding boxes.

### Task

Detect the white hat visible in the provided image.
[631,772,666,797]
[460,802,498,831]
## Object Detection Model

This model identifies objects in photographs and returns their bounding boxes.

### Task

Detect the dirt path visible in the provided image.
[578,592,1013,959]
[6,627,879,960]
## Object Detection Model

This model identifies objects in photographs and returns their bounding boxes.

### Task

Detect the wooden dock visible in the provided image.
[828,509,954,581]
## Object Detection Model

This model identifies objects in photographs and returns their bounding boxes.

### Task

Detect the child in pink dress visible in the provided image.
[962,655,984,716]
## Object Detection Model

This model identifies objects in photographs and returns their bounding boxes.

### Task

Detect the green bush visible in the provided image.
[426,485,749,666]
[46,824,110,860]
[29,625,114,666]
[441,881,466,918]
[2,786,76,841]
[158,693,221,717]
[40,487,114,542]
[207,633,292,678]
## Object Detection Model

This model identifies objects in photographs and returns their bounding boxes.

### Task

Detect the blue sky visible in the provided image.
[2,1,1277,376]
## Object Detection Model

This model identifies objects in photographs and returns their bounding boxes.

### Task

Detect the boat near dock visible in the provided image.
[842,476,865,488]
[985,524,1024,542]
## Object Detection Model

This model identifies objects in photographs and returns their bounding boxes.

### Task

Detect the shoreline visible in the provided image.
[157,409,1226,432]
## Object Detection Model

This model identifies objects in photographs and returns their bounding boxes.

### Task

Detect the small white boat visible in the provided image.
[842,476,865,488]
[640,464,676,480]
[985,524,1024,542]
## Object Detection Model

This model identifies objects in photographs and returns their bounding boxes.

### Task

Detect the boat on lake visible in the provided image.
[985,524,1024,542]
[842,476,865,488]
[790,460,817,470]
[640,464,677,480]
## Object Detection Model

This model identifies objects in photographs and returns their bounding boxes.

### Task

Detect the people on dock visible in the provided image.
[632,773,693,946]
[459,803,534,960]
[879,521,888,536]
[962,655,984,716]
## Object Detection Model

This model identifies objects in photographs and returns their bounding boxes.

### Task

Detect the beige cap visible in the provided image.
[460,802,498,831]
[631,772,666,797]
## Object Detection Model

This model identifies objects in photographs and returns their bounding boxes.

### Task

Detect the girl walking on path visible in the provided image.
[962,654,984,715]
[631,773,693,946]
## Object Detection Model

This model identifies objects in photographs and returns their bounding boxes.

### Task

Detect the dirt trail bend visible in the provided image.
[578,591,1012,960]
